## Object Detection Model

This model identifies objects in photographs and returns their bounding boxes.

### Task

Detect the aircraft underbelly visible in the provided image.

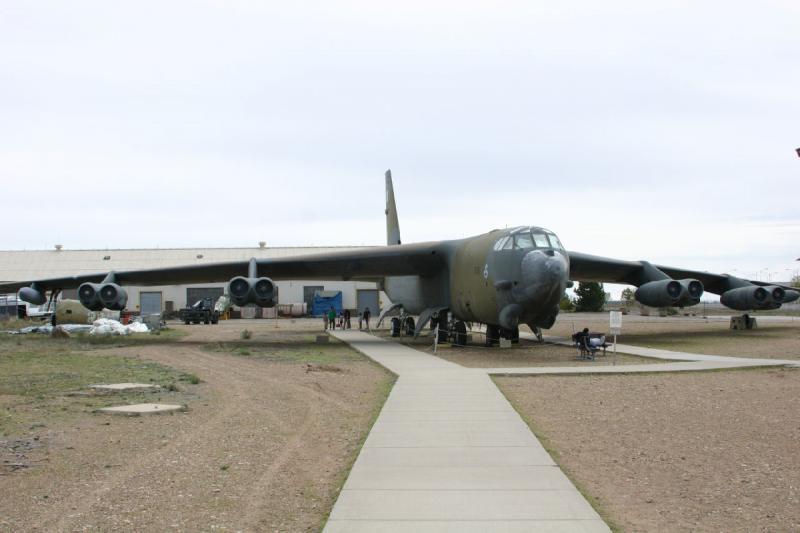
[383,276,424,314]
[383,275,444,315]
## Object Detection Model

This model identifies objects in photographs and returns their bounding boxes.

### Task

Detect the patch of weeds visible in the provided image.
[204,333,364,365]
[180,373,201,385]
[240,329,252,340]
[220,464,230,471]
[0,346,202,435]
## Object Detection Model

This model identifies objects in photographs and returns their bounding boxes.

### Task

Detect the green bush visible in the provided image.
[574,282,606,312]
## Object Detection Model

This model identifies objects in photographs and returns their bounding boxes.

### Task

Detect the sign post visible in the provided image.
[609,310,622,365]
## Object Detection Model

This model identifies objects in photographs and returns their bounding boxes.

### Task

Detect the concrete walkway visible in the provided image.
[324,330,610,532]
[474,333,800,376]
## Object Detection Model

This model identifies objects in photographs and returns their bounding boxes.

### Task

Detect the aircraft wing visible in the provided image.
[567,251,795,295]
[0,242,446,293]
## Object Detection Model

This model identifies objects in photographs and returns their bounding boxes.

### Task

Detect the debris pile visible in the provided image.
[90,319,149,336]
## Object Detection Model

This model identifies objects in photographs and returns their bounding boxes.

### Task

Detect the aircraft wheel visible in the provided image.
[434,319,449,343]
[453,321,467,347]
[501,327,520,344]
[390,317,401,337]
[486,324,500,347]
[404,316,415,336]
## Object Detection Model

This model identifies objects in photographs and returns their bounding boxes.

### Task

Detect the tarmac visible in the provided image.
[325,329,798,532]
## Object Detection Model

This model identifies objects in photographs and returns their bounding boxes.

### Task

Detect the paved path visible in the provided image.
[324,330,610,533]
[475,333,800,376]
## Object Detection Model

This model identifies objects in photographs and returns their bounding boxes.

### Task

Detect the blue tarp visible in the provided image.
[311,290,342,317]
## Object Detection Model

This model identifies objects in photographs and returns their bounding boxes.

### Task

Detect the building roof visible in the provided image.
[0,246,371,282]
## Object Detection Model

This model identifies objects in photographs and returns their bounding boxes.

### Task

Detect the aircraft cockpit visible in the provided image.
[493,226,564,252]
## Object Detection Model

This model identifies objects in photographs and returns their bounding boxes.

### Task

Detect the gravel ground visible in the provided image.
[546,313,800,358]
[496,368,800,532]
[373,330,660,367]
[0,320,392,532]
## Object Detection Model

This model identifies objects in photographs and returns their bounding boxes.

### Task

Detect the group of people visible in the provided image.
[323,306,371,331]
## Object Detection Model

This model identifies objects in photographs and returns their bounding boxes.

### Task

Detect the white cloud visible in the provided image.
[1,0,798,290]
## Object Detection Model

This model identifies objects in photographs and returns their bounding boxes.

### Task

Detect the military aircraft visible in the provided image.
[2,170,798,345]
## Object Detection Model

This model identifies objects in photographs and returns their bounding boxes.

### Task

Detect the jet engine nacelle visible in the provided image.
[19,286,47,305]
[227,276,276,307]
[635,278,703,308]
[720,285,780,311]
[78,282,128,311]
[678,279,704,306]
[782,289,800,304]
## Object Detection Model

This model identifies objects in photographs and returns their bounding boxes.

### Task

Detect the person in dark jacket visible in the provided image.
[363,307,371,330]
[343,309,351,329]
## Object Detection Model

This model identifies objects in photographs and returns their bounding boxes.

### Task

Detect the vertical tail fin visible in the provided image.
[385,169,401,246]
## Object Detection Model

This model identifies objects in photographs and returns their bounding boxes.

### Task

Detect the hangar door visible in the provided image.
[186,287,224,308]
[357,289,379,317]
[303,286,324,316]
[140,292,162,315]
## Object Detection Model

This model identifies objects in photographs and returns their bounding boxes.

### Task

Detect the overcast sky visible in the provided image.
[1,1,798,291]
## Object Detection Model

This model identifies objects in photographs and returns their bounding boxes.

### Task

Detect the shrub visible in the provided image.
[574,282,606,312]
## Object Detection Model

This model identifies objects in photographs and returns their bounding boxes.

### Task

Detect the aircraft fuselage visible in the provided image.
[382,226,569,331]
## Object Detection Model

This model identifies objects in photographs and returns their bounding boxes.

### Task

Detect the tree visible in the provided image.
[559,294,575,312]
[792,274,800,288]
[574,282,606,312]
[620,287,635,304]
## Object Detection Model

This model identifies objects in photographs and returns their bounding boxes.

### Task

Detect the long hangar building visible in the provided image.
[0,244,386,316]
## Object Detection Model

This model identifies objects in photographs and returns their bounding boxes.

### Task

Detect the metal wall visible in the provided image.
[303,285,324,314]
[186,287,225,307]
[139,292,162,315]
[356,289,380,317]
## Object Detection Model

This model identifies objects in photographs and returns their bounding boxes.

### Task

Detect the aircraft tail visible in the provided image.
[385,169,401,245]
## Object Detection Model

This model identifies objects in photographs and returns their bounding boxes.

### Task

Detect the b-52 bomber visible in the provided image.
[2,170,798,345]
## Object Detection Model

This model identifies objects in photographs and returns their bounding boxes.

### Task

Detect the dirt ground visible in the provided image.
[545,313,800,359]
[496,368,800,532]
[0,319,392,533]
[374,330,660,367]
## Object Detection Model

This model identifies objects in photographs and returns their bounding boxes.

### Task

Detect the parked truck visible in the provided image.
[180,297,219,325]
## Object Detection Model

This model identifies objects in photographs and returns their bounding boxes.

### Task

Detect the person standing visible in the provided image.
[322,312,329,331]
[344,309,351,329]
[363,307,371,330]
[328,306,337,330]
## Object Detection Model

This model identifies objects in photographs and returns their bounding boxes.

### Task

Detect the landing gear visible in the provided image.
[453,320,468,347]
[501,327,519,344]
[390,317,401,337]
[532,327,543,342]
[404,316,415,336]
[485,324,500,347]
[431,316,449,343]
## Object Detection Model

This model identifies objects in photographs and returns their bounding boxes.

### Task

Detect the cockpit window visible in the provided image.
[532,233,550,248]
[494,236,509,251]
[547,233,564,250]
[514,233,534,249]
[497,229,563,251]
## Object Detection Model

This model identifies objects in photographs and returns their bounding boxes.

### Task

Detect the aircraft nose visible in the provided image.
[513,250,569,303]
